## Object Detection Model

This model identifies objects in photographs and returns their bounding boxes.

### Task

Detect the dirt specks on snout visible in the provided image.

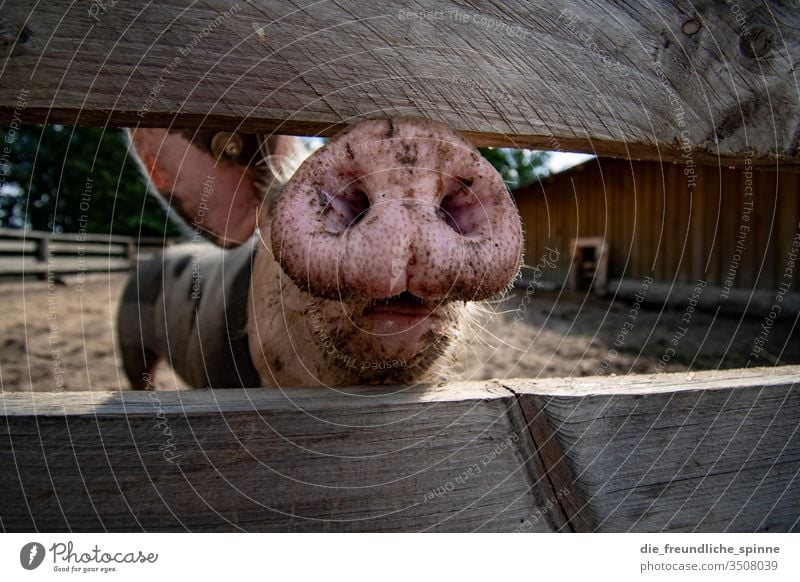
[396,142,418,166]
[272,116,522,306]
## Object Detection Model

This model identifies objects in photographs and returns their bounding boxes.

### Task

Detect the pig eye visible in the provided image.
[321,188,370,231]
[438,181,486,238]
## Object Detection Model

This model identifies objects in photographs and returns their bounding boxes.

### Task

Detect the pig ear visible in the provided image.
[127,128,263,248]
[260,135,305,185]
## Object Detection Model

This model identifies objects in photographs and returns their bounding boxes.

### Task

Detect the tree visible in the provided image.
[0,124,179,237]
[479,147,550,190]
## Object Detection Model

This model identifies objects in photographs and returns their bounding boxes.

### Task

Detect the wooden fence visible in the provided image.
[0,0,798,532]
[0,228,172,278]
[1,367,797,532]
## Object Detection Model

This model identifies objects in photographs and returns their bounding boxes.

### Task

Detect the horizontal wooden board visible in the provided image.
[48,242,127,255]
[0,383,551,532]
[0,1,797,165]
[505,366,800,532]
[0,228,163,245]
[0,257,131,275]
[0,240,36,253]
[1,367,798,532]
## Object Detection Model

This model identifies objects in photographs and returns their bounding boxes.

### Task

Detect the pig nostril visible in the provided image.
[439,191,485,237]
[322,188,370,231]
[347,190,370,226]
[438,195,463,234]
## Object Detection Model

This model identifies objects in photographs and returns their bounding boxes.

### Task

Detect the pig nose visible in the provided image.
[336,196,417,299]
[273,181,521,302]
[303,185,509,302]
[270,117,523,302]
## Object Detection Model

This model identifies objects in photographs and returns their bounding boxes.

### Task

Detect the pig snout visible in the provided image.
[270,117,523,304]
[124,118,524,388]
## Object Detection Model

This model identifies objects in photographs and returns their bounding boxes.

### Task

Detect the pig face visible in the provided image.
[129,118,522,387]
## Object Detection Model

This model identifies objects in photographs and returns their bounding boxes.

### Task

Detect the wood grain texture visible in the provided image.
[507,366,800,532]
[510,391,594,532]
[2,368,798,532]
[515,159,800,292]
[0,1,797,164]
[0,383,551,532]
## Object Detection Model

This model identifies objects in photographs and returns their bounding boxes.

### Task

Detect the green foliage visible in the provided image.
[0,124,179,237]
[479,147,550,190]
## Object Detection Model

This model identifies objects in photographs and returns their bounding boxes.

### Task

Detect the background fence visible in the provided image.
[0,228,174,278]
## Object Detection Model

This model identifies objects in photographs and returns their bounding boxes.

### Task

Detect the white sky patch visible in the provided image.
[546,152,595,174]
[301,136,325,153]
[1,183,22,196]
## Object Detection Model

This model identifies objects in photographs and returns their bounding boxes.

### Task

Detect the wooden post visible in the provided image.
[125,240,137,268]
[35,235,49,281]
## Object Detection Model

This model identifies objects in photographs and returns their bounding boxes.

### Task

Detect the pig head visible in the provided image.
[119,118,523,388]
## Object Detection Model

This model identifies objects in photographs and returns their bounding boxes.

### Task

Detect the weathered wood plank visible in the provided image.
[0,257,131,275]
[505,366,800,532]
[0,228,165,245]
[2,368,798,532]
[512,391,593,532]
[47,242,127,255]
[0,383,551,532]
[0,240,36,253]
[0,1,796,165]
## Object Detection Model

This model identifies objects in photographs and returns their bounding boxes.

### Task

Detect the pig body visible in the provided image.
[118,242,261,388]
[120,118,523,389]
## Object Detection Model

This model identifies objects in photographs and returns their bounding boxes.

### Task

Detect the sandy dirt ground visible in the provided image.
[0,273,797,392]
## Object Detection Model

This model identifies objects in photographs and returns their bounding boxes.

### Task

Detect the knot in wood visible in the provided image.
[681,19,701,36]
[0,20,29,46]
[740,27,775,59]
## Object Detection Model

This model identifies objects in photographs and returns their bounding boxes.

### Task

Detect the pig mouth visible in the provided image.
[362,291,439,322]
[305,290,458,385]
